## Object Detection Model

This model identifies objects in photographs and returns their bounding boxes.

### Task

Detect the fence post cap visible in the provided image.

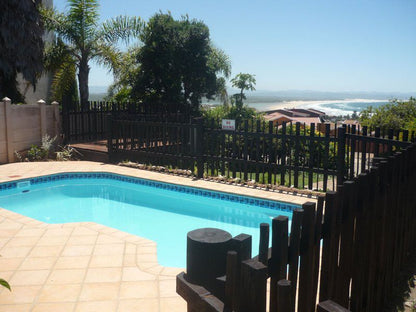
[51,101,59,105]
[2,97,11,103]
[37,99,46,105]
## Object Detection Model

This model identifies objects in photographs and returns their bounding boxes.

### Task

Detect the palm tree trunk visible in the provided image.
[78,58,90,109]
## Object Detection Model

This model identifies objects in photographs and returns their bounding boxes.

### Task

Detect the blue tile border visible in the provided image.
[0,173,299,212]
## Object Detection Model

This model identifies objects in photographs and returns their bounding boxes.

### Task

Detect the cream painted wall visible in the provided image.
[0,98,61,164]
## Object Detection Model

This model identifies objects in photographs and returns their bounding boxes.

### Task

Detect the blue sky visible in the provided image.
[53,0,416,93]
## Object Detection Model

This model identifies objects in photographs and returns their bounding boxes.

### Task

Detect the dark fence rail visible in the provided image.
[61,101,190,143]
[108,116,412,191]
[176,143,416,311]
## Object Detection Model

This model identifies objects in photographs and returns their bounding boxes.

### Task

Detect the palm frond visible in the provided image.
[50,58,78,101]
[99,16,144,44]
[44,39,73,72]
[91,43,123,72]
[40,6,77,46]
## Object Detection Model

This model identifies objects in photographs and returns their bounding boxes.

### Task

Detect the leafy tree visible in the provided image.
[0,0,44,102]
[359,98,416,131]
[106,45,141,103]
[41,0,143,108]
[131,13,231,118]
[231,73,256,109]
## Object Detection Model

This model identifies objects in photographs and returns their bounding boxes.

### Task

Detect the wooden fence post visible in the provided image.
[337,127,346,186]
[195,119,204,179]
[277,280,293,312]
[240,259,268,312]
[107,115,114,162]
[298,202,316,312]
[270,216,289,311]
[288,208,304,311]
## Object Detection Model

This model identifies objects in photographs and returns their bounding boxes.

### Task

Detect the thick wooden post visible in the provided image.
[258,223,269,266]
[269,216,289,311]
[277,280,293,312]
[240,259,267,312]
[195,119,205,179]
[337,127,346,186]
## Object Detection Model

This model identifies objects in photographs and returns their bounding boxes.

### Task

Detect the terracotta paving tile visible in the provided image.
[29,245,64,257]
[37,284,82,302]
[0,246,32,258]
[84,267,122,283]
[93,243,124,256]
[136,253,158,263]
[36,235,69,246]
[72,226,99,236]
[31,303,76,312]
[79,282,120,301]
[5,236,40,247]
[0,229,18,238]
[118,298,159,312]
[0,285,41,304]
[47,269,86,285]
[62,244,94,257]
[89,255,123,268]
[96,234,123,244]
[158,279,177,297]
[0,257,24,271]
[122,267,156,281]
[43,227,74,237]
[14,228,45,237]
[125,243,137,254]
[19,257,56,270]
[66,235,97,245]
[75,300,118,312]
[0,271,14,281]
[123,254,137,267]
[160,297,187,312]
[0,304,33,312]
[119,281,158,299]
[54,256,91,269]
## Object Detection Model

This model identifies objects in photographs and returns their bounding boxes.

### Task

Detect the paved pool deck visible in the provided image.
[0,161,315,311]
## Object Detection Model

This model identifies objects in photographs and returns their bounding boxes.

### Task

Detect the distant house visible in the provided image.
[343,119,361,128]
[264,108,325,127]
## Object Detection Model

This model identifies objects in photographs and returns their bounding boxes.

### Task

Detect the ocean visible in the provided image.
[246,99,389,116]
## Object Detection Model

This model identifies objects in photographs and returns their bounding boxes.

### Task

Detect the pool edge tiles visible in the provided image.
[0,172,300,213]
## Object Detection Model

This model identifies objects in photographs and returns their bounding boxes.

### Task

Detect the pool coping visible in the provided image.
[0,171,300,213]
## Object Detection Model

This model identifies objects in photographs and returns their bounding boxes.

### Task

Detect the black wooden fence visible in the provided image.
[107,116,412,191]
[177,143,416,312]
[61,101,190,143]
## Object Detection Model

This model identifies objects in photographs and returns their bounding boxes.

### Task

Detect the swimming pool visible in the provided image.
[0,172,297,267]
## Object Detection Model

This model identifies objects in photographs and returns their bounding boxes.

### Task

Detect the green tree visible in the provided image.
[131,13,231,117]
[0,0,44,102]
[41,0,143,108]
[359,98,416,131]
[231,73,256,109]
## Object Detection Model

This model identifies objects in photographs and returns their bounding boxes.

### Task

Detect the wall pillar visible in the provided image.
[51,101,60,139]
[3,97,14,162]
[38,99,47,138]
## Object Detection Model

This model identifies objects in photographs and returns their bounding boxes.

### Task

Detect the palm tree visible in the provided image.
[41,0,143,108]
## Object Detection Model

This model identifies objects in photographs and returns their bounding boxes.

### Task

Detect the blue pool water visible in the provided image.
[0,173,296,267]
